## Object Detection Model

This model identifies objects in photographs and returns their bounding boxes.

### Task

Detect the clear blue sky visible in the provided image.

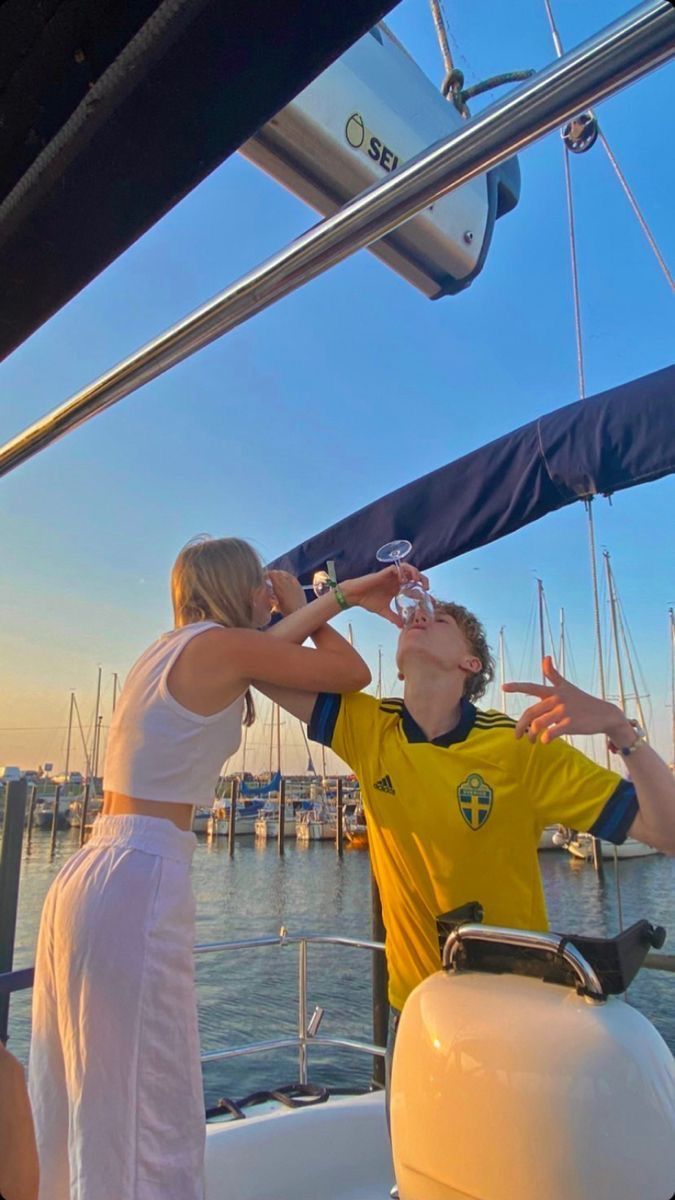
[0,0,673,774]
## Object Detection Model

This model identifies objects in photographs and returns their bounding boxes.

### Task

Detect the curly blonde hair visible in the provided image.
[432,600,495,703]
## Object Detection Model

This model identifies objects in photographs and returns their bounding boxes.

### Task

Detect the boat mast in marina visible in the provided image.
[63,692,74,785]
[604,550,651,737]
[90,667,102,785]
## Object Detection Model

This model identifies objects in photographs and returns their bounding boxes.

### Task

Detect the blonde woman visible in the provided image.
[28,536,424,1200]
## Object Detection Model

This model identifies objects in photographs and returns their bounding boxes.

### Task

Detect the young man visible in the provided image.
[264,593,675,1017]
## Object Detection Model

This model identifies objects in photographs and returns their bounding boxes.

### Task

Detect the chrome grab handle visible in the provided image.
[307,1006,325,1038]
[442,923,606,1001]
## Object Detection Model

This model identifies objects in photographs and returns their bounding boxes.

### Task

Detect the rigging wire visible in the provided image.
[616,589,653,735]
[542,0,673,294]
[539,0,657,904]
[429,0,534,116]
[72,696,93,779]
[561,147,586,398]
[428,0,466,113]
[596,130,674,293]
[428,0,455,79]
[518,586,539,684]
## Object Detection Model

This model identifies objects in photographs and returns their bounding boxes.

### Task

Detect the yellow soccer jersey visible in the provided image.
[309,691,638,1011]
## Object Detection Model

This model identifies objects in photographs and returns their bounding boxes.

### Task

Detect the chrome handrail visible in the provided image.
[195,931,387,1084]
[2,936,667,1089]
[1,1,673,478]
[442,923,605,1000]
[194,932,386,955]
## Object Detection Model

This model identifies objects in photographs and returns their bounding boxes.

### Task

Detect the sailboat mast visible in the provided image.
[537,578,546,680]
[376,647,383,700]
[90,667,102,783]
[587,504,611,769]
[615,592,650,739]
[93,715,103,777]
[241,723,248,777]
[559,608,566,676]
[604,552,627,712]
[112,672,119,713]
[276,701,282,776]
[268,701,275,776]
[586,502,608,702]
[64,691,75,781]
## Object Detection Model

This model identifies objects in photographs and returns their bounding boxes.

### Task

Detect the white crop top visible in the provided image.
[103,621,244,806]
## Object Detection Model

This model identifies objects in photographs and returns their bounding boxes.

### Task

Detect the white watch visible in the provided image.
[608,719,647,757]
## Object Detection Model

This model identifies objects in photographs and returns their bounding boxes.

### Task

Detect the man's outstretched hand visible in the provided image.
[503,655,632,745]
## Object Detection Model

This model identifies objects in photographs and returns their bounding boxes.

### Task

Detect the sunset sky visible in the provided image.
[1,0,673,777]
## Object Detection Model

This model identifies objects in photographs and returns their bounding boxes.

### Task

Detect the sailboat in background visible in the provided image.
[34,692,76,831]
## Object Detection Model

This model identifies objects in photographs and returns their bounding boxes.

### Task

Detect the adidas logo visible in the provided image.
[374,774,395,795]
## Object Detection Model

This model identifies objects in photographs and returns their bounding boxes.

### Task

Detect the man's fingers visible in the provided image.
[528,703,567,739]
[514,697,559,739]
[502,681,550,699]
[540,716,571,744]
[399,564,430,589]
[542,655,565,687]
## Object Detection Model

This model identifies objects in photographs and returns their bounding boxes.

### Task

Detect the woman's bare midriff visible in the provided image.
[102,792,195,831]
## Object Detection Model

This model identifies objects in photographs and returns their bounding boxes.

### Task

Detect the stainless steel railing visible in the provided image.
[192,926,675,1084]
[2,929,673,1081]
[1,1,673,478]
[194,930,387,1084]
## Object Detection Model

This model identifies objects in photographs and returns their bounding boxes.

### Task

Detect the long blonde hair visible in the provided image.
[171,536,265,726]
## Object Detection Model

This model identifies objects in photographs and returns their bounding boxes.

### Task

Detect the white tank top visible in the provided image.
[103,621,244,806]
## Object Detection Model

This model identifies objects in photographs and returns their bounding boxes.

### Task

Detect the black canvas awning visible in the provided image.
[0,0,397,362]
[269,364,675,580]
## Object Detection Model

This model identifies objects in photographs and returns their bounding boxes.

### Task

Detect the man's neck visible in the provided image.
[402,669,466,741]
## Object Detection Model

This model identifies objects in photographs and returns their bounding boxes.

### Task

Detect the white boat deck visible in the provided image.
[205,1091,394,1200]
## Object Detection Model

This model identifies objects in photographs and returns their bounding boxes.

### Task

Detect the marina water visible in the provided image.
[8,829,675,1109]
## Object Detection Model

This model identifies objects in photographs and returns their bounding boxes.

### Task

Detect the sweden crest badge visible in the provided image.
[457,773,493,830]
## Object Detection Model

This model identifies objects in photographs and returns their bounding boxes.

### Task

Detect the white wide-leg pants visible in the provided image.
[28,814,204,1200]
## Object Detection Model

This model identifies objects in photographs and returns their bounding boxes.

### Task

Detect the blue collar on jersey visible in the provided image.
[401,696,477,747]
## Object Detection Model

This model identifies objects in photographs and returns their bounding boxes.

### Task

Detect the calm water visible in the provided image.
[7,827,675,1108]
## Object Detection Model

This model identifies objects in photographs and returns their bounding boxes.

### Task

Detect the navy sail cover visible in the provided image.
[269,364,674,581]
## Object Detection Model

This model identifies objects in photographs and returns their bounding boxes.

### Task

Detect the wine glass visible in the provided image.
[291,570,334,597]
[267,570,334,602]
[376,540,434,624]
[310,570,332,597]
